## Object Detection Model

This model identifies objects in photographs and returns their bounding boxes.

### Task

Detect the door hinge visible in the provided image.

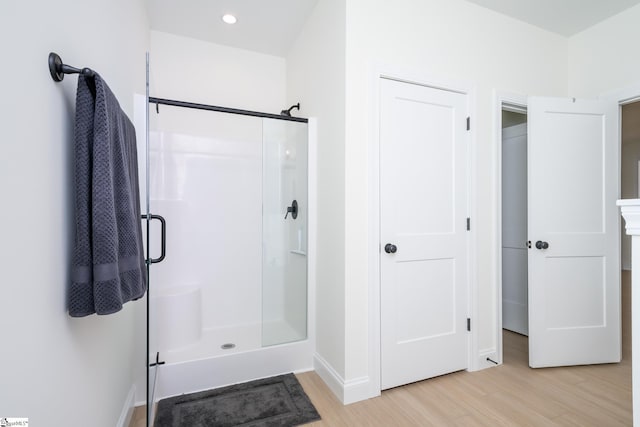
[466,217,470,231]
[467,318,471,332]
[466,116,470,131]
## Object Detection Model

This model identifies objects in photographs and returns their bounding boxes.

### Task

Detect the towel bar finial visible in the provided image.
[48,52,95,82]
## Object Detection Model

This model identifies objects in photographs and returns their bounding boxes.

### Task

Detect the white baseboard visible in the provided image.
[313,353,345,402]
[313,353,376,405]
[117,385,137,427]
[343,375,375,404]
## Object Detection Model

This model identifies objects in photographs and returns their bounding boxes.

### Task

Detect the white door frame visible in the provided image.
[494,85,640,364]
[368,65,478,398]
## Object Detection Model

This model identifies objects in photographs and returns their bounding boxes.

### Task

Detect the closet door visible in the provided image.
[528,96,619,368]
[380,78,470,389]
[502,123,528,335]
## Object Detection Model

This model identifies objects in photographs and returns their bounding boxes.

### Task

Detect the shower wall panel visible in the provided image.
[149,107,263,336]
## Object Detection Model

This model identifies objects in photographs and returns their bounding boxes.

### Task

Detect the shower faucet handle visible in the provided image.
[285,200,298,220]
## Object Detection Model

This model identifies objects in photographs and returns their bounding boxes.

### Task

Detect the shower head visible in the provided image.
[281,103,300,117]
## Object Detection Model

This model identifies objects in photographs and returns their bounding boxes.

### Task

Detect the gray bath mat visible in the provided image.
[155,373,321,427]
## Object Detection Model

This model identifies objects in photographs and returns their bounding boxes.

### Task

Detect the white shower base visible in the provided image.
[161,320,303,363]
[155,322,313,400]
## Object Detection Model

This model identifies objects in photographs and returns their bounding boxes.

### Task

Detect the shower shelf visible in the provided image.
[290,250,307,256]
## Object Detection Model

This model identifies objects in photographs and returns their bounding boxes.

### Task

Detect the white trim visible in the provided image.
[313,353,344,402]
[502,103,527,114]
[493,91,528,368]
[117,384,137,427]
[342,376,374,405]
[368,63,478,396]
[619,201,640,234]
[342,377,371,405]
[373,62,474,97]
[367,63,383,399]
[601,82,640,105]
[307,117,318,362]
[313,353,372,405]
[467,81,479,372]
[618,199,640,426]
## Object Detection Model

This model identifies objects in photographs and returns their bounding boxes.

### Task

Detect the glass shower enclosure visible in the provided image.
[143,98,308,424]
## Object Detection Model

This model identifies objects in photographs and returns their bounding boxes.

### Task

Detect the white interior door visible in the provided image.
[502,123,528,335]
[528,96,620,368]
[380,78,469,390]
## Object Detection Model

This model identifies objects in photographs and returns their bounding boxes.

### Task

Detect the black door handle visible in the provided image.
[384,243,397,254]
[535,240,549,250]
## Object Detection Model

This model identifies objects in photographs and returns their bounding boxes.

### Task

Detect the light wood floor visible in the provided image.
[131,271,632,426]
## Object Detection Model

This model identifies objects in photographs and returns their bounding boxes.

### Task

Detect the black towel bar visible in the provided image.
[48,52,95,82]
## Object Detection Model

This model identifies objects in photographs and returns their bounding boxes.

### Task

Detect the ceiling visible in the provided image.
[465,0,640,36]
[147,0,640,57]
[147,0,319,57]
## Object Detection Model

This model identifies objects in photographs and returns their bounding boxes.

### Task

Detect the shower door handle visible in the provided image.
[142,214,166,264]
[149,214,166,264]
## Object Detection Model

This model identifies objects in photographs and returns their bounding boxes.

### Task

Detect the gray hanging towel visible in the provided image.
[69,73,147,317]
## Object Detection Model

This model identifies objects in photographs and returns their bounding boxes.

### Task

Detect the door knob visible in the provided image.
[384,243,397,254]
[535,240,549,250]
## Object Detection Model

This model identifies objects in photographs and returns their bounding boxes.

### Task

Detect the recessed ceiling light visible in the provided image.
[222,14,237,25]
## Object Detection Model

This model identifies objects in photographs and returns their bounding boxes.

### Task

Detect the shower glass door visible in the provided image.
[144,96,309,424]
[148,106,263,363]
[262,119,308,346]
[144,98,162,427]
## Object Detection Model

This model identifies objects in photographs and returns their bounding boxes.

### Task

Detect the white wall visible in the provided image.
[287,0,347,382]
[150,31,287,113]
[568,4,640,98]
[568,3,640,291]
[343,0,568,391]
[0,1,148,426]
[286,0,640,405]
